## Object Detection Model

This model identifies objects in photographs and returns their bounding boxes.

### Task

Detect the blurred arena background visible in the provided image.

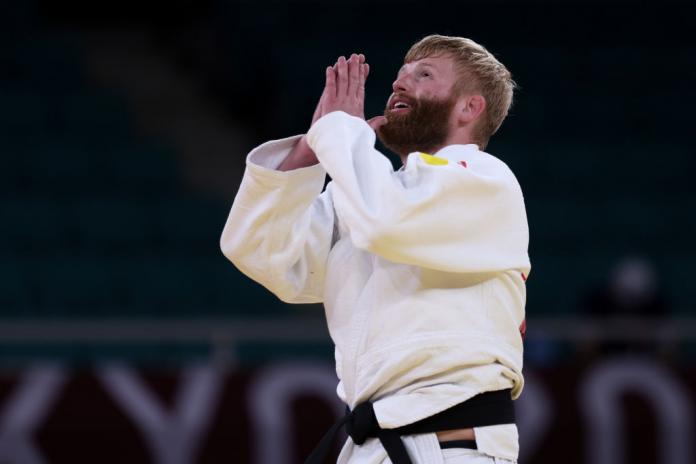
[1,0,695,463]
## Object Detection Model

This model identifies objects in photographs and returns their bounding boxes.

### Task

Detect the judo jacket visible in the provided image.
[220,111,532,461]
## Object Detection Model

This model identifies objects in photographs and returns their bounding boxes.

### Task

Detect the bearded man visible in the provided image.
[221,35,531,464]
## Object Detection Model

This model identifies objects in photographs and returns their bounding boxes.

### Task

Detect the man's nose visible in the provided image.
[392,74,410,93]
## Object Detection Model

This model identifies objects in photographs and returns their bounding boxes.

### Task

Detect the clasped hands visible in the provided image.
[278,53,386,171]
[311,53,387,131]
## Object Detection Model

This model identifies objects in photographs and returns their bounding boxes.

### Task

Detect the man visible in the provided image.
[221,35,530,463]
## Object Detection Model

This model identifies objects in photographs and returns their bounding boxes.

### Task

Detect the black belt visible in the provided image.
[304,389,514,464]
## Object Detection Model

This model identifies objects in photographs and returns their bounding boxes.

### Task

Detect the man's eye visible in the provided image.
[421,71,431,77]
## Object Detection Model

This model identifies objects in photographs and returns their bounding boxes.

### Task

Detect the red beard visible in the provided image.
[376,93,457,157]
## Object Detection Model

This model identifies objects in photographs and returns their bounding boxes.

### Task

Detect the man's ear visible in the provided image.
[457,94,486,126]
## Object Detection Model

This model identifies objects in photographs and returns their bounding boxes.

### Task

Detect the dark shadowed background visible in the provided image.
[1,0,695,463]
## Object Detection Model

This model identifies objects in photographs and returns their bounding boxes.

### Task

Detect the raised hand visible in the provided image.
[318,53,368,120]
[278,54,373,171]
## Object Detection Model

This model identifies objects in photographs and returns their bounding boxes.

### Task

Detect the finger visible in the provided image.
[325,65,336,100]
[337,55,348,97]
[348,53,360,97]
[364,62,370,80]
[367,115,388,131]
[358,53,365,64]
[357,63,366,102]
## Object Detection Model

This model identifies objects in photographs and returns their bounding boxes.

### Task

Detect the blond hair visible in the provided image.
[404,35,516,149]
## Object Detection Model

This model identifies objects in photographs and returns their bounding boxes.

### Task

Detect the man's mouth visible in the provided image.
[389,96,413,113]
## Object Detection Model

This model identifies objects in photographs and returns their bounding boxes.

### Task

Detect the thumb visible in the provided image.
[367,115,387,131]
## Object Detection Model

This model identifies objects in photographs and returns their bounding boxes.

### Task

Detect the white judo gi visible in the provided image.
[221,111,531,463]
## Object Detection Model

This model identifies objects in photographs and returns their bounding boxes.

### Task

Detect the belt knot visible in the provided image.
[345,401,379,445]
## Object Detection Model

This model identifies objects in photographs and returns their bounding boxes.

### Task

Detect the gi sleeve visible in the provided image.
[306,111,530,274]
[220,135,335,303]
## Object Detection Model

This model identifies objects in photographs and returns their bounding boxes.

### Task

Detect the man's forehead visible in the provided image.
[399,56,453,73]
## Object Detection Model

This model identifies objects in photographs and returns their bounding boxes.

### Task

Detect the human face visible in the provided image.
[377,56,461,157]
